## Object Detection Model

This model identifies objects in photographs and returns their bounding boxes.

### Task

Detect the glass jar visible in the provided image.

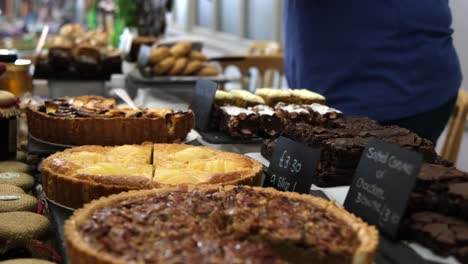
[0,59,33,97]
[0,91,18,160]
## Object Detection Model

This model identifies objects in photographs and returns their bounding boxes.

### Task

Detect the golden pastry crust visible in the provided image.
[197,64,220,76]
[65,185,378,264]
[149,46,171,64]
[169,42,192,57]
[168,57,188,75]
[41,144,263,209]
[152,56,175,75]
[27,104,195,146]
[188,50,207,61]
[182,60,202,75]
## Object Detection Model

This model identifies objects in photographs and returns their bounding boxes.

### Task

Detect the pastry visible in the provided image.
[27,95,195,146]
[65,185,378,264]
[197,64,220,76]
[188,50,208,61]
[182,60,203,75]
[255,88,291,106]
[41,143,263,208]
[230,90,265,107]
[0,259,56,264]
[168,57,188,75]
[169,42,192,57]
[219,106,259,138]
[152,56,176,75]
[214,90,234,106]
[149,46,171,64]
[290,89,326,104]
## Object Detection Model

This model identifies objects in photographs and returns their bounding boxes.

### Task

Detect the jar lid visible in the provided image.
[0,193,37,213]
[0,49,18,63]
[0,212,50,252]
[0,161,31,173]
[0,184,25,194]
[0,91,17,118]
[0,172,35,192]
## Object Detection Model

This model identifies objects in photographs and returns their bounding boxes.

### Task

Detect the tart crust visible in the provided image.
[27,105,195,146]
[65,185,378,264]
[41,144,263,209]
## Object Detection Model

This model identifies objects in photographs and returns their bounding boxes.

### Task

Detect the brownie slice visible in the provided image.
[304,103,342,125]
[219,106,259,138]
[274,103,316,125]
[402,212,468,264]
[408,164,468,221]
[250,105,281,138]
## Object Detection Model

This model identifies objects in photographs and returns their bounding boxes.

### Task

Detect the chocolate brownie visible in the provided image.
[304,103,342,125]
[250,105,282,138]
[274,103,315,125]
[402,211,468,264]
[408,164,468,221]
[219,106,259,138]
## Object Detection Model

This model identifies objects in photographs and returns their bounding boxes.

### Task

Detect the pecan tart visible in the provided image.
[27,95,195,146]
[41,144,263,209]
[65,185,378,264]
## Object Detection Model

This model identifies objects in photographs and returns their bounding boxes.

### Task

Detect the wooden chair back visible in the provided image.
[441,89,468,163]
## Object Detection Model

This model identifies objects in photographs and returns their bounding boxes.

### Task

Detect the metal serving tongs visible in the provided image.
[109,88,140,110]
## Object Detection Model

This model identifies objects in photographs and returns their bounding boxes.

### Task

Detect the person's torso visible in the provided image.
[284,0,462,120]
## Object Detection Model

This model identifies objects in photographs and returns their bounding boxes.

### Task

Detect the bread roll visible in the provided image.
[182,60,203,75]
[168,57,189,75]
[188,51,207,61]
[197,64,219,76]
[152,56,176,75]
[170,42,192,57]
[149,46,171,64]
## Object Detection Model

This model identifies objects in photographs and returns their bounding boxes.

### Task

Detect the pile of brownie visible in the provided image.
[209,89,333,139]
[261,115,468,262]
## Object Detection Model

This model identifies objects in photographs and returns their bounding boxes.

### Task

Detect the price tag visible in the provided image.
[344,138,423,238]
[264,137,321,194]
[190,79,218,131]
[137,45,152,76]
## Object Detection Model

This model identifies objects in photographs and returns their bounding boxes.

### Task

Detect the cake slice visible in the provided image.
[255,88,291,106]
[230,90,265,107]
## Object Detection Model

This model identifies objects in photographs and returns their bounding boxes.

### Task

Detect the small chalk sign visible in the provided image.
[264,137,321,194]
[344,138,423,238]
[190,79,218,131]
[137,45,152,76]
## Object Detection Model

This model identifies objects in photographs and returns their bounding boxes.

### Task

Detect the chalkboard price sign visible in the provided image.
[190,79,218,131]
[344,138,423,238]
[264,137,321,194]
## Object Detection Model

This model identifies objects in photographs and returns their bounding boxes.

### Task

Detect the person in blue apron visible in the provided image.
[284,0,462,144]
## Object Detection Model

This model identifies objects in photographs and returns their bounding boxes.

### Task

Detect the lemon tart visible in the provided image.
[41,144,263,208]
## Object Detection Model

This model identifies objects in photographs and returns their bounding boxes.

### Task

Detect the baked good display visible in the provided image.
[262,118,437,186]
[65,185,378,264]
[34,24,122,80]
[255,88,326,106]
[41,143,263,208]
[27,95,195,146]
[148,42,220,76]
